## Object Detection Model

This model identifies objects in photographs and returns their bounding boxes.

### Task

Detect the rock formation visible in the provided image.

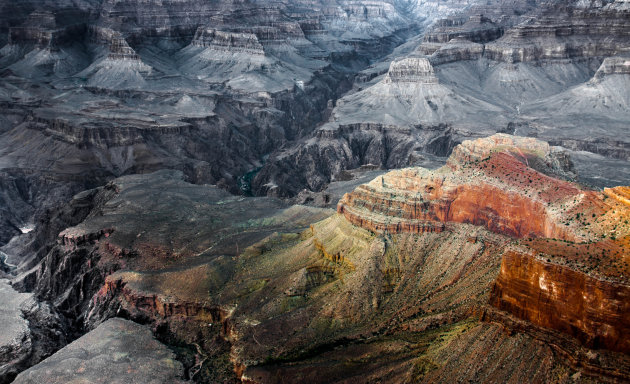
[339,134,630,356]
[12,318,186,384]
[383,57,439,83]
[338,134,581,239]
[0,0,629,382]
[254,0,630,195]
[7,135,629,383]
[0,280,66,384]
[423,14,503,44]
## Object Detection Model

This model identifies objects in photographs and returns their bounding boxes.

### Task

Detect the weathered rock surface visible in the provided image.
[252,122,453,197]
[338,134,581,239]
[491,245,630,354]
[423,14,503,44]
[0,280,66,384]
[255,0,630,195]
[0,280,32,383]
[0,0,421,254]
[13,318,186,384]
[339,134,630,359]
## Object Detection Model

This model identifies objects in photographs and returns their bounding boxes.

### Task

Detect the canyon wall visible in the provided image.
[338,134,630,357]
[490,247,630,353]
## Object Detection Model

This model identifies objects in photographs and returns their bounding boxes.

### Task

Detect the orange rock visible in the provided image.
[490,247,630,353]
[338,134,630,354]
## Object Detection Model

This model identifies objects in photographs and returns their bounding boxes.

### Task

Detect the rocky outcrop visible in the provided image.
[27,113,191,149]
[84,273,238,382]
[338,179,574,239]
[338,134,630,358]
[191,28,265,55]
[424,14,503,44]
[12,318,186,384]
[490,246,630,354]
[337,134,581,239]
[0,280,67,384]
[384,57,438,83]
[252,123,455,197]
[421,38,485,65]
[106,37,142,61]
[0,280,33,383]
[483,8,630,63]
[592,55,630,80]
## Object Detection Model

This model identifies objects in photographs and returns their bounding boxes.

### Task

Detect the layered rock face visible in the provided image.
[490,246,630,354]
[423,14,503,43]
[483,7,630,63]
[339,134,630,357]
[384,57,439,83]
[252,122,455,197]
[338,134,583,239]
[255,0,630,196]
[5,136,629,382]
[593,56,630,78]
[191,27,265,54]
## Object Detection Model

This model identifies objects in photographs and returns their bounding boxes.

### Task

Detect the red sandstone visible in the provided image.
[337,134,630,354]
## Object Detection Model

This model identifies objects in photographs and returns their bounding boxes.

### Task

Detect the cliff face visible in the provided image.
[490,247,630,353]
[191,28,265,54]
[252,122,455,197]
[384,57,439,84]
[423,14,503,44]
[339,180,574,239]
[10,138,630,382]
[338,134,630,355]
[337,134,583,240]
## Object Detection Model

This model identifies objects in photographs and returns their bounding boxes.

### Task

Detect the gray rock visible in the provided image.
[0,279,32,383]
[13,318,186,384]
[0,279,68,384]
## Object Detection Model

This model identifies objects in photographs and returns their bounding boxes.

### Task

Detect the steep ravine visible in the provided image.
[0,20,421,252]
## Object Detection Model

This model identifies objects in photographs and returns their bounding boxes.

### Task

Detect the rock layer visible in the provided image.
[490,246,630,353]
[338,134,630,354]
[13,318,186,384]
[384,57,438,83]
[338,134,582,240]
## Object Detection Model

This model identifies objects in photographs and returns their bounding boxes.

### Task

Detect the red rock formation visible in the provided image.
[339,181,574,239]
[338,134,630,354]
[337,134,584,241]
[490,247,630,353]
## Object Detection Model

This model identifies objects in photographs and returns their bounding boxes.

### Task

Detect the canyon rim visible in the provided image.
[0,0,629,383]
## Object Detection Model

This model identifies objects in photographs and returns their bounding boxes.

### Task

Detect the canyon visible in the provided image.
[0,0,629,382]
[1,135,627,383]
